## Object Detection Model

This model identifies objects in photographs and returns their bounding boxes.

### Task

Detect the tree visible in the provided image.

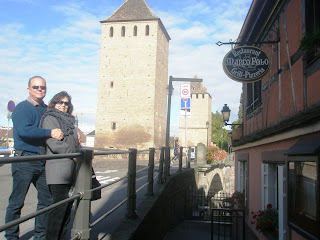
[211,111,230,151]
[232,93,243,130]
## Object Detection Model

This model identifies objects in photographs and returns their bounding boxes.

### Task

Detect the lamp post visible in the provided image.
[221,104,243,126]
[165,76,203,166]
[206,121,209,147]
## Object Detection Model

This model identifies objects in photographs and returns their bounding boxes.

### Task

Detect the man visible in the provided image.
[5,76,64,240]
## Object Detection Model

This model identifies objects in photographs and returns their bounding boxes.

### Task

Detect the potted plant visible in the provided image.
[299,28,320,54]
[251,204,278,239]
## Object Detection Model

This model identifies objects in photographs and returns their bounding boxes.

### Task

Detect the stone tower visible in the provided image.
[179,82,212,147]
[95,0,170,149]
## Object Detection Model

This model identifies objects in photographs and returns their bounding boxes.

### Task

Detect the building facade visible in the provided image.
[179,82,212,148]
[95,0,170,149]
[231,0,320,239]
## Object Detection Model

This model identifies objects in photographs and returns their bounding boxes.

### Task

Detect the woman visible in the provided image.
[40,91,80,240]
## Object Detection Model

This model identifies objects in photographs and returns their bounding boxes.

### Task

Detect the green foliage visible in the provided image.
[251,204,278,235]
[211,111,229,151]
[222,191,245,209]
[232,93,243,130]
[299,28,320,51]
[0,137,7,147]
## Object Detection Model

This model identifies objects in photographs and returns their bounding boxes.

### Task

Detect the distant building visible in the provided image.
[85,130,95,148]
[76,127,87,147]
[95,0,170,150]
[179,82,212,147]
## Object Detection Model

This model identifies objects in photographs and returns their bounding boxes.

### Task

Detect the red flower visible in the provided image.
[267,204,272,209]
[253,215,257,219]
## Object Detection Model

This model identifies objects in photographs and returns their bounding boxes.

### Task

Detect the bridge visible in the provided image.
[0,146,236,240]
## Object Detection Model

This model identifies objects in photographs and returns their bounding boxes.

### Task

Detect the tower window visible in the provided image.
[110,81,114,88]
[121,26,125,37]
[110,27,113,37]
[133,26,137,36]
[145,25,149,36]
[111,122,116,130]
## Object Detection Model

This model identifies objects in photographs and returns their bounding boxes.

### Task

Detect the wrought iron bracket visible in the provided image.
[216,39,279,46]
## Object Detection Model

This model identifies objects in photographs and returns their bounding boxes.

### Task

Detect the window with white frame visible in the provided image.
[261,163,288,240]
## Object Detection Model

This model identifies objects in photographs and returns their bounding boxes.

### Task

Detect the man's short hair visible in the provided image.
[28,76,46,87]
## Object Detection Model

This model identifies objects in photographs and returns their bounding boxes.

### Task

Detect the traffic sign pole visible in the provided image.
[6,100,15,148]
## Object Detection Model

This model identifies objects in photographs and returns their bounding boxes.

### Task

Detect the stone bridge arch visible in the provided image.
[196,163,235,196]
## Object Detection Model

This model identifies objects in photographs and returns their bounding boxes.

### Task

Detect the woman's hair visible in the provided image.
[47,91,74,115]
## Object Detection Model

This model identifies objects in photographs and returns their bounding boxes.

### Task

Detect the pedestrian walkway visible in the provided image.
[163,220,211,240]
[163,219,259,240]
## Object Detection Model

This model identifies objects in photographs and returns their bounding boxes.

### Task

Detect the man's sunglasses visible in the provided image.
[57,101,70,106]
[31,85,47,90]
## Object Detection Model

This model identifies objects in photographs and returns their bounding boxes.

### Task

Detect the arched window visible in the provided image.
[145,25,149,36]
[133,26,137,36]
[109,27,113,37]
[121,26,125,37]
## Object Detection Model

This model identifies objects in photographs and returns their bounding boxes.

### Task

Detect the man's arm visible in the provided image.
[12,103,63,140]
[51,129,63,140]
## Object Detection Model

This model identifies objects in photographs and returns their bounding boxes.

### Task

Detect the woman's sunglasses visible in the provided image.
[57,101,70,106]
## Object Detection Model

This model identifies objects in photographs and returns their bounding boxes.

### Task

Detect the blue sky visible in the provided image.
[0,0,252,135]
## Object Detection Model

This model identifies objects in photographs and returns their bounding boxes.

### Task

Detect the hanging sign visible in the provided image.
[222,46,270,83]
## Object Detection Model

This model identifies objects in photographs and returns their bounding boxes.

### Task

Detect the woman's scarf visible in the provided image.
[40,108,75,136]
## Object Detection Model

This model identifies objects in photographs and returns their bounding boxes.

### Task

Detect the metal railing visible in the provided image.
[0,146,189,239]
[211,208,245,240]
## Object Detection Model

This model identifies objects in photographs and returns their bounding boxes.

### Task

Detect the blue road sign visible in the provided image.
[7,100,15,112]
[180,98,191,109]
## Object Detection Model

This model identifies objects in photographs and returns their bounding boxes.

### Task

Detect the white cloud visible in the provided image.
[0,0,251,136]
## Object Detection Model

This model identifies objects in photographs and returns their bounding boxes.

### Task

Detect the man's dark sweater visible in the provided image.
[12,100,51,154]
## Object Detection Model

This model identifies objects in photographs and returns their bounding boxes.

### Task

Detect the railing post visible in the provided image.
[71,148,94,240]
[146,148,155,196]
[126,148,138,219]
[179,146,183,172]
[158,147,165,184]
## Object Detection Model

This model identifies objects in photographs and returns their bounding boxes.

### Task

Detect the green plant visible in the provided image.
[299,28,320,51]
[231,191,245,209]
[223,191,245,209]
[251,204,278,235]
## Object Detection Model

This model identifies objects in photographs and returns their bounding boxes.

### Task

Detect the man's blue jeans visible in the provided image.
[5,160,53,240]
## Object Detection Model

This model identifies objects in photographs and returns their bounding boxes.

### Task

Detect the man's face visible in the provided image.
[27,77,47,102]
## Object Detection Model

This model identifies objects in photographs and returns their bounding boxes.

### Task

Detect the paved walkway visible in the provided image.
[163,219,259,240]
[163,220,211,240]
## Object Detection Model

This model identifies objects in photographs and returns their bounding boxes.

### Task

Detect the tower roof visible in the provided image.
[101,0,159,22]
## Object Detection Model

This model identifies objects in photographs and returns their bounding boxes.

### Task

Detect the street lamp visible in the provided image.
[221,104,243,126]
[206,121,209,146]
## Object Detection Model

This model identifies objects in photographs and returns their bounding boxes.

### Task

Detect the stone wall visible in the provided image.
[112,169,196,240]
[95,20,169,150]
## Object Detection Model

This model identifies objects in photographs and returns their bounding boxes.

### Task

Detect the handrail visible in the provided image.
[0,194,81,232]
[0,146,190,239]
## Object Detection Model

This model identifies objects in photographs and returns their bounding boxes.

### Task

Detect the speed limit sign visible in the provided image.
[180,84,190,98]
